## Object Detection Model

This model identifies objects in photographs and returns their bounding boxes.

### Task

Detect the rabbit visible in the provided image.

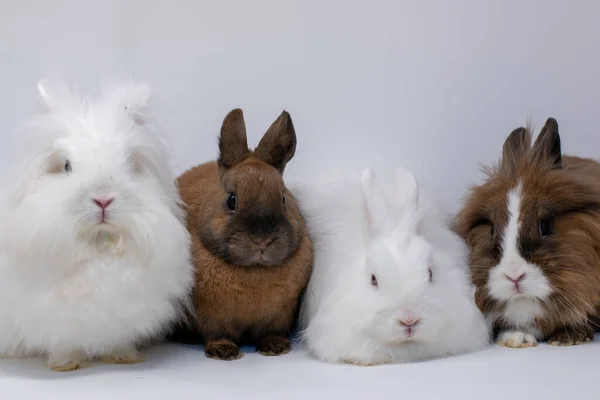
[176,108,313,360]
[0,79,195,371]
[453,117,600,348]
[296,167,490,366]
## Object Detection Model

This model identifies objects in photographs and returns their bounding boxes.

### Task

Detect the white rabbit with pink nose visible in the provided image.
[297,167,490,365]
[0,79,194,371]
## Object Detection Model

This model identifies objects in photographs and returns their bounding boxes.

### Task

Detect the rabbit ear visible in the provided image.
[361,168,392,236]
[254,110,297,173]
[391,166,419,230]
[501,126,531,175]
[218,108,249,169]
[108,81,153,125]
[37,80,50,103]
[36,78,71,110]
[532,117,561,168]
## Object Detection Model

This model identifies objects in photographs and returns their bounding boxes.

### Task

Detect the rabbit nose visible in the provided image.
[399,317,420,327]
[504,273,526,283]
[93,197,114,210]
[253,237,275,250]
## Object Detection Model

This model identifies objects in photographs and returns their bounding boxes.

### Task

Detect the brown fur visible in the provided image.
[177,109,313,359]
[454,118,600,344]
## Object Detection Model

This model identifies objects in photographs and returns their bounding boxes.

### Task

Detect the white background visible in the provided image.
[2,0,600,212]
[1,1,599,398]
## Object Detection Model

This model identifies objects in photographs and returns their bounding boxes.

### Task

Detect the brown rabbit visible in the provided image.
[177,109,313,360]
[454,118,600,348]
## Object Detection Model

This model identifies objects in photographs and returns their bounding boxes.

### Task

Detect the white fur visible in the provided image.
[295,167,490,365]
[497,330,537,348]
[487,184,551,341]
[0,79,194,369]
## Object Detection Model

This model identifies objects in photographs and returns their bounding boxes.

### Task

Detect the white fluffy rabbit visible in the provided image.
[296,167,490,365]
[0,79,194,371]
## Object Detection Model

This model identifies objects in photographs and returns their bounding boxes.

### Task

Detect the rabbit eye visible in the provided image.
[471,218,494,236]
[371,274,378,288]
[539,218,553,238]
[64,160,72,174]
[428,268,433,283]
[283,194,286,205]
[226,193,237,211]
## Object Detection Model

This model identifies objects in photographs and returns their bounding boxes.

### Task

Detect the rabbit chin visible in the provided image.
[370,320,431,347]
[79,223,124,245]
[245,251,280,266]
[79,216,119,236]
[74,215,145,255]
[384,327,431,346]
[387,336,421,346]
[228,245,288,267]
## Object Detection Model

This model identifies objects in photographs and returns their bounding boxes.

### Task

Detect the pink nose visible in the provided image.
[505,273,526,283]
[399,318,420,327]
[93,198,114,210]
[254,237,275,250]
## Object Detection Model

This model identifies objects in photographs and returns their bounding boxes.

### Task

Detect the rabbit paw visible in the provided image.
[497,330,537,348]
[205,339,243,361]
[48,350,89,372]
[256,336,291,356]
[101,348,144,364]
[342,358,380,367]
[547,326,594,346]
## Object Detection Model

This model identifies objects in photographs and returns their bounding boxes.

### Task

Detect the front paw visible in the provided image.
[48,350,89,372]
[497,330,537,348]
[101,347,144,364]
[547,326,594,346]
[205,339,243,361]
[256,335,291,356]
[342,359,381,367]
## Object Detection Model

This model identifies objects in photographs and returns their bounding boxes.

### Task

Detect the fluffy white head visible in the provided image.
[2,79,183,265]
[357,168,458,345]
[0,79,195,365]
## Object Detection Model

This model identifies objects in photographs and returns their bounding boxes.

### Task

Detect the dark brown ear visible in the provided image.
[218,109,249,169]
[501,127,531,174]
[254,110,297,173]
[532,117,561,167]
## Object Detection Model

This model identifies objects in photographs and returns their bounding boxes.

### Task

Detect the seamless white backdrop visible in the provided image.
[2,0,600,212]
[1,1,600,399]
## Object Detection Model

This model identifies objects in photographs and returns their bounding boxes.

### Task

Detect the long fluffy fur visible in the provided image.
[454,118,600,346]
[295,168,490,365]
[0,79,194,369]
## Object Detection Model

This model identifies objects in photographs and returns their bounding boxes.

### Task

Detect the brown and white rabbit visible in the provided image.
[454,117,600,348]
[177,109,313,360]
